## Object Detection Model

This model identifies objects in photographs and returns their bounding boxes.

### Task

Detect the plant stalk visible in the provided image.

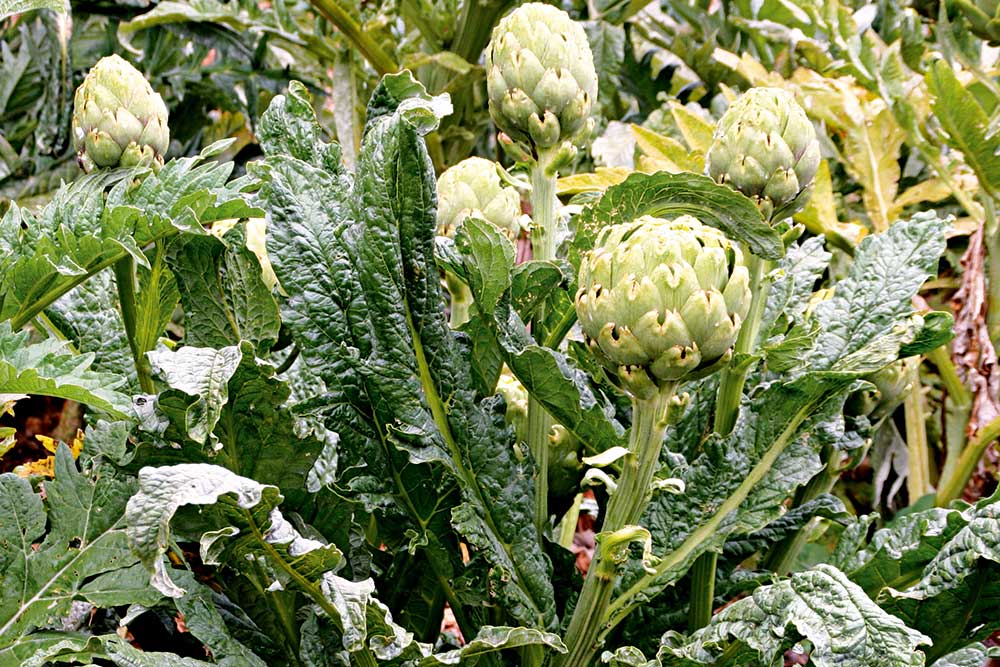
[308,0,398,75]
[689,251,770,630]
[936,413,1000,506]
[526,151,560,538]
[903,356,932,503]
[113,256,155,394]
[927,345,972,490]
[556,383,676,667]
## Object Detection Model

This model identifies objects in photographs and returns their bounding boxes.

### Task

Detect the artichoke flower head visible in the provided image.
[436,157,524,239]
[486,3,598,154]
[73,54,170,173]
[576,215,751,399]
[706,87,820,223]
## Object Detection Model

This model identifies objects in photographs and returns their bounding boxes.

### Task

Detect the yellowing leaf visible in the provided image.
[556,167,631,195]
[668,101,715,154]
[631,125,704,174]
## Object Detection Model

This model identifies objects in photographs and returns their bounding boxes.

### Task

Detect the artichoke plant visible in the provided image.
[706,87,820,222]
[72,54,170,173]
[576,215,751,399]
[486,3,598,153]
[436,157,524,239]
[846,361,910,422]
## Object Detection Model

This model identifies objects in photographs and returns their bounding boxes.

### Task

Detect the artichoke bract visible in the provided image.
[486,3,598,152]
[706,87,820,222]
[436,157,523,239]
[72,55,170,173]
[576,215,751,398]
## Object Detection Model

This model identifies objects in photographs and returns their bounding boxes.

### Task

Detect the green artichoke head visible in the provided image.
[72,54,170,173]
[436,157,524,239]
[706,87,820,223]
[486,3,598,152]
[576,215,751,398]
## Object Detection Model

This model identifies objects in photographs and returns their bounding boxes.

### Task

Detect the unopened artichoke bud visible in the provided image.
[575,215,751,398]
[436,157,524,239]
[486,3,598,152]
[706,88,820,223]
[496,368,529,442]
[72,55,170,173]
[846,361,910,422]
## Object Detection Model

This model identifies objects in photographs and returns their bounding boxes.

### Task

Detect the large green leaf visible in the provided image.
[0,0,65,22]
[0,447,150,646]
[659,565,929,667]
[0,143,258,328]
[166,225,280,351]
[256,74,557,632]
[0,322,132,418]
[572,171,782,263]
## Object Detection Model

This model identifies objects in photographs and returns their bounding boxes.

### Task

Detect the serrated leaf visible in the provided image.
[167,225,280,351]
[418,626,566,665]
[0,447,143,644]
[927,60,1000,197]
[659,565,929,667]
[0,322,131,418]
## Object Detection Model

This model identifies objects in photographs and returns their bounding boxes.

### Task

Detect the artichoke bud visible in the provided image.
[72,55,170,173]
[486,3,598,153]
[496,368,529,442]
[706,87,820,223]
[575,215,751,398]
[436,157,525,240]
[846,361,910,421]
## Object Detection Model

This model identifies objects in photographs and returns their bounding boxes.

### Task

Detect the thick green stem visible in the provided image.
[712,253,770,435]
[526,152,560,537]
[308,0,398,75]
[527,394,554,539]
[686,552,717,630]
[113,257,155,394]
[928,345,972,489]
[903,357,932,503]
[937,413,1000,506]
[983,197,1000,347]
[557,384,676,667]
[689,251,770,630]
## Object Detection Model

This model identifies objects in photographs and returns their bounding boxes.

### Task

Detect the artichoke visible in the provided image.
[706,87,820,222]
[497,368,530,442]
[486,3,598,152]
[72,54,170,173]
[436,157,524,239]
[576,215,751,398]
[846,361,910,422]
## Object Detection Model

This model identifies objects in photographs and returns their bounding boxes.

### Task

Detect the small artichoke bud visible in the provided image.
[496,368,529,442]
[72,55,170,173]
[486,3,598,152]
[846,361,910,422]
[436,157,524,239]
[575,215,751,398]
[706,87,820,223]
